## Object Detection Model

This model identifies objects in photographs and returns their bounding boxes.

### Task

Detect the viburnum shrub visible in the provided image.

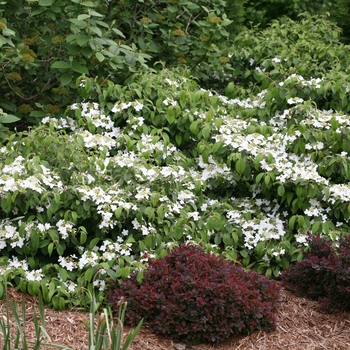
[107,244,280,344]
[280,233,350,312]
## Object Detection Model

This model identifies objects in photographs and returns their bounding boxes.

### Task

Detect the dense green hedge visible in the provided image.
[243,0,331,27]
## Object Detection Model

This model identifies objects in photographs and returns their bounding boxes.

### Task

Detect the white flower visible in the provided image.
[188,211,200,221]
[37,223,51,232]
[78,251,99,269]
[25,269,44,282]
[58,255,77,271]
[272,57,281,63]
[163,98,177,106]
[56,220,74,240]
[134,101,144,111]
[93,279,106,291]
[287,97,304,105]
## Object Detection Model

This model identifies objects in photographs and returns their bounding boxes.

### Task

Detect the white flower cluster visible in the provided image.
[327,184,350,204]
[0,221,26,249]
[111,100,144,113]
[0,155,63,195]
[278,74,323,89]
[198,155,236,185]
[3,256,43,282]
[218,93,266,109]
[226,198,287,251]
[42,116,78,131]
[135,134,177,159]
[100,239,132,260]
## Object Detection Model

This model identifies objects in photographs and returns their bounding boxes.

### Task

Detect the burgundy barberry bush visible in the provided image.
[107,244,280,344]
[280,233,350,313]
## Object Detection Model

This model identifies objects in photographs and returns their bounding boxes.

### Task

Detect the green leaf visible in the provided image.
[235,159,246,175]
[114,207,123,219]
[80,1,94,7]
[38,0,54,6]
[60,73,72,86]
[201,126,210,140]
[56,244,64,256]
[190,120,200,135]
[89,238,100,249]
[277,185,285,197]
[48,243,54,256]
[58,268,68,282]
[31,233,40,252]
[240,249,248,258]
[51,61,70,69]
[29,111,46,118]
[89,26,102,37]
[297,216,305,228]
[312,221,321,234]
[77,35,90,47]
[289,215,297,230]
[84,267,95,282]
[80,230,87,244]
[0,114,20,123]
[52,296,65,310]
[28,281,40,296]
[211,141,223,154]
[72,62,89,74]
[77,14,90,21]
[95,51,105,62]
[255,241,265,258]
[256,172,265,184]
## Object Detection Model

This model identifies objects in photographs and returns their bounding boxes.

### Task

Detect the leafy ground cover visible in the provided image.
[1,14,350,310]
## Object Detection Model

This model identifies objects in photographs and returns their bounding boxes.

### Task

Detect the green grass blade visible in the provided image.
[32,308,42,350]
[122,318,143,350]
[38,291,46,328]
[89,291,96,350]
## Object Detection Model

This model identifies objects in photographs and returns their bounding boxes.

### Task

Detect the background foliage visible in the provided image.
[0,0,246,131]
[243,0,332,27]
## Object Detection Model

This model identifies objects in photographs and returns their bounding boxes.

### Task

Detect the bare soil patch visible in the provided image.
[0,286,349,350]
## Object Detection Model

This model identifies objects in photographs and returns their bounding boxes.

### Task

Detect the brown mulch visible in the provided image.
[0,286,349,350]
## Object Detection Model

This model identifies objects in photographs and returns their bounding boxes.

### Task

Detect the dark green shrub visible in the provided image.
[96,0,245,89]
[280,233,350,312]
[0,0,150,129]
[107,244,281,344]
[328,0,350,42]
[244,0,332,27]
[0,0,246,130]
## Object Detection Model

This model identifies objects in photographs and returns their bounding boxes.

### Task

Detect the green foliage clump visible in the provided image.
[227,14,350,113]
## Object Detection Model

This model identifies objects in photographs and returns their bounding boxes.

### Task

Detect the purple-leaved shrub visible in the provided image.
[107,244,280,344]
[280,233,350,312]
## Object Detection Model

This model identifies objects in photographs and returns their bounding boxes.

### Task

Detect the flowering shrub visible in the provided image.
[280,233,350,312]
[1,15,350,308]
[107,244,280,344]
